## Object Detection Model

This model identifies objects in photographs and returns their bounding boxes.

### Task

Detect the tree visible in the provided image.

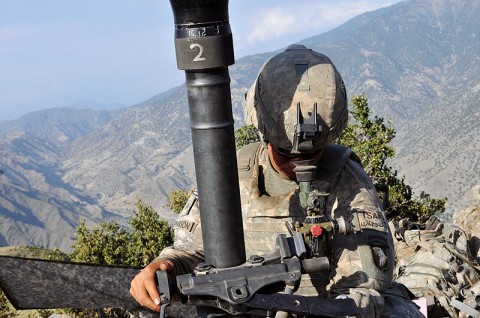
[69,219,131,265]
[164,189,191,214]
[128,199,174,267]
[337,94,446,222]
[337,94,396,181]
[235,124,260,149]
[66,220,134,318]
[70,199,173,267]
[65,199,173,318]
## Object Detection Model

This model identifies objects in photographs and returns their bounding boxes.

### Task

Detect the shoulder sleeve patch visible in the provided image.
[353,209,388,233]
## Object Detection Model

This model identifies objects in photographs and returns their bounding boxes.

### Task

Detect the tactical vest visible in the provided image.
[236,142,356,296]
[237,142,355,249]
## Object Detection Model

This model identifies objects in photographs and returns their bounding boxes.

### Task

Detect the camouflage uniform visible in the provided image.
[159,143,420,317]
[391,211,480,317]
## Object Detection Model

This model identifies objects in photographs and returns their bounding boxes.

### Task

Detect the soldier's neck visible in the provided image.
[267,143,322,181]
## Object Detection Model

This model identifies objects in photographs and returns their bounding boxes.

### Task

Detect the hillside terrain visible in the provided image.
[0,0,478,249]
[0,132,118,251]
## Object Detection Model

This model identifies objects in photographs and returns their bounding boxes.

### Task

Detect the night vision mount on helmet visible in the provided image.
[245,44,348,155]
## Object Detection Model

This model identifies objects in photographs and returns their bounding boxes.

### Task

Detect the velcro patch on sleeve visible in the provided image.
[174,220,198,233]
[354,210,388,232]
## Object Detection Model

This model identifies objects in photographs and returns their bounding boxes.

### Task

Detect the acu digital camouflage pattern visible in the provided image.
[453,205,480,262]
[159,143,424,317]
[244,44,348,154]
[0,255,141,310]
[392,206,480,318]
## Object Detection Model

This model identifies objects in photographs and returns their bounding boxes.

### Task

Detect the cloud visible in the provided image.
[246,1,396,45]
[247,10,297,44]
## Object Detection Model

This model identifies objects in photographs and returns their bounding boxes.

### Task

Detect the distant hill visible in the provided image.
[61,88,195,216]
[0,107,125,147]
[0,132,119,251]
[0,0,479,249]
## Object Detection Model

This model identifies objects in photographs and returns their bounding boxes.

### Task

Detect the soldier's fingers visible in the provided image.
[130,274,160,311]
[130,271,158,310]
[130,259,174,311]
[143,274,161,311]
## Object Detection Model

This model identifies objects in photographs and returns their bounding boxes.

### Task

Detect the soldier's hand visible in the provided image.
[130,258,176,312]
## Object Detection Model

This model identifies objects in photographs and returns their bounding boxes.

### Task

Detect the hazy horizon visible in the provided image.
[0,0,400,121]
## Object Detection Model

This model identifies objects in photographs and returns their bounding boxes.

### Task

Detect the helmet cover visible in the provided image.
[245,44,348,154]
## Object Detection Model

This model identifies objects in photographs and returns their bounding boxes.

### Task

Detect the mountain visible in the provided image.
[0,107,126,147]
[1,0,479,249]
[61,88,195,217]
[0,132,120,251]
[65,100,127,111]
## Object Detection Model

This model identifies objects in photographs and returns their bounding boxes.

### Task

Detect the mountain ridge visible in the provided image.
[0,132,119,250]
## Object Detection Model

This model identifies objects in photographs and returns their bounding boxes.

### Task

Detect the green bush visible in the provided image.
[70,199,173,267]
[235,124,260,149]
[164,189,191,214]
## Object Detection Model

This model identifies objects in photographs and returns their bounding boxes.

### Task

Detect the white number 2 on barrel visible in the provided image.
[190,43,206,62]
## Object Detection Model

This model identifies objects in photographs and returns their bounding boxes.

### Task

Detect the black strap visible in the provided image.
[317,144,353,193]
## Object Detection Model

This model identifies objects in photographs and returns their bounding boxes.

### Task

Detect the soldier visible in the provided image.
[130,45,422,317]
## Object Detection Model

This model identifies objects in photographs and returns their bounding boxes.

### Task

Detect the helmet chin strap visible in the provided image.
[293,102,323,153]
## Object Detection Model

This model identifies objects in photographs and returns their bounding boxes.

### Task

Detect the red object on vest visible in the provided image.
[311,225,322,237]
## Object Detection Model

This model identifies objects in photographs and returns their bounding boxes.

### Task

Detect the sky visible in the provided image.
[0,0,401,121]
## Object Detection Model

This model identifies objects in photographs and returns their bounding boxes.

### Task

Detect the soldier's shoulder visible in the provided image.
[453,205,480,262]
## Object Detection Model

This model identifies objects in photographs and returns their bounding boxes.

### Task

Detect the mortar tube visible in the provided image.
[169,0,246,268]
[186,69,246,268]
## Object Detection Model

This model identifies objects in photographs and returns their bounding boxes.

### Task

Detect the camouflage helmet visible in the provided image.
[245,44,348,155]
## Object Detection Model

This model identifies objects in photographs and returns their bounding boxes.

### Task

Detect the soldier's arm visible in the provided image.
[130,193,204,311]
[157,192,205,274]
[327,159,394,317]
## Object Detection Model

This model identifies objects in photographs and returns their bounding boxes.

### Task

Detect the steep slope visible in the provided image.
[59,52,275,215]
[61,88,194,216]
[0,132,119,250]
[62,0,480,215]
[302,0,478,123]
